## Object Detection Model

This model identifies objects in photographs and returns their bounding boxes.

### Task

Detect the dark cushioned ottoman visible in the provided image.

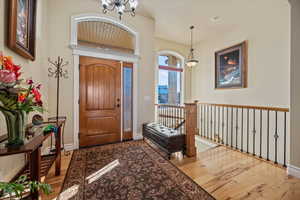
[143,122,186,159]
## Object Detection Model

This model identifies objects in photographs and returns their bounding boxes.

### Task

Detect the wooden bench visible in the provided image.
[143,122,186,159]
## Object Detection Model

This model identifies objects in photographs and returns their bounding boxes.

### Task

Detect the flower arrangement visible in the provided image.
[0,52,44,146]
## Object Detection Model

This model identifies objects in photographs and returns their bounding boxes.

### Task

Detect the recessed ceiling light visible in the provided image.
[210,16,221,22]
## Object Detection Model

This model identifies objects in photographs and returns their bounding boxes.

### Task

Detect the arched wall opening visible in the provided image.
[155,50,185,106]
[70,14,140,149]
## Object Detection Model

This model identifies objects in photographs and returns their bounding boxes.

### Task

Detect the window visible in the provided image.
[158,54,183,105]
[123,63,133,139]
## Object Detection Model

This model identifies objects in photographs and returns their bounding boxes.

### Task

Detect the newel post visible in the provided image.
[184,101,198,157]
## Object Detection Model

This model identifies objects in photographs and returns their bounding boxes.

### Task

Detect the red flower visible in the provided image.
[2,56,21,80]
[0,52,3,66]
[36,84,42,90]
[31,88,42,103]
[27,79,33,85]
[18,93,27,103]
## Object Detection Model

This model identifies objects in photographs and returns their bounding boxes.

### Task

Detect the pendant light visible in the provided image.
[101,0,139,20]
[186,26,199,68]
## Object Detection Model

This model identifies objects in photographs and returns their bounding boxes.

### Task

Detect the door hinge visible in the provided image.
[78,99,80,104]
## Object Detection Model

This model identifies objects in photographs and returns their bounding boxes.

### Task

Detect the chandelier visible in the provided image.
[101,0,139,20]
[186,26,199,68]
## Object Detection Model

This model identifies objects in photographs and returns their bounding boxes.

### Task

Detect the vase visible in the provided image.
[0,109,27,147]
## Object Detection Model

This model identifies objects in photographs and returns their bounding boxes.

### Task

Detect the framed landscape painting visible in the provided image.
[8,0,37,61]
[215,41,248,89]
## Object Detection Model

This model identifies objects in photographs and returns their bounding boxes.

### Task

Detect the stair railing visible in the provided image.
[197,102,289,167]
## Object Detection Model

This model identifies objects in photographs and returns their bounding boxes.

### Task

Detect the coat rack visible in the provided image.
[48,56,69,124]
[48,57,69,154]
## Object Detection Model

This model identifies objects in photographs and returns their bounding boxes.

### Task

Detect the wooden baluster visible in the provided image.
[185,102,197,157]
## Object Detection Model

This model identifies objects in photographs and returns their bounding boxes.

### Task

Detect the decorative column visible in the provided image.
[184,102,198,157]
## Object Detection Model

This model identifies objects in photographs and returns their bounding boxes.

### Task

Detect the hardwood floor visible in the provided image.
[42,145,300,200]
[172,146,300,200]
[41,152,73,200]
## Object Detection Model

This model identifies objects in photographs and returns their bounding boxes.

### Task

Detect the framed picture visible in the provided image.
[8,0,37,61]
[215,41,248,89]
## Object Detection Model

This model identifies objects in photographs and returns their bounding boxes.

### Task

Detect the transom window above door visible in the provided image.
[158,54,183,105]
[77,21,135,54]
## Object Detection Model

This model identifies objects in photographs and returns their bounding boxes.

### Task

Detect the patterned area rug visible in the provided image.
[59,141,215,200]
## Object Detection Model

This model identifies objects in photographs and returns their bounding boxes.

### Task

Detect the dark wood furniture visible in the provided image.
[0,122,63,200]
[143,123,186,159]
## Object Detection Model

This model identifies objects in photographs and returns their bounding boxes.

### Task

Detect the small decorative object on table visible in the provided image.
[43,124,56,134]
[0,52,44,147]
[32,114,44,126]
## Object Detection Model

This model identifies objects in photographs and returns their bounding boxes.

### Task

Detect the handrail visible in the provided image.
[197,102,289,112]
[155,104,185,109]
[197,101,289,167]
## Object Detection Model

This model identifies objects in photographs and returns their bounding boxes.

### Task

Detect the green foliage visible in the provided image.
[0,175,52,199]
[0,90,18,111]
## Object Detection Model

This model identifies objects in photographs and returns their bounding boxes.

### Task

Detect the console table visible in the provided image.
[0,121,63,200]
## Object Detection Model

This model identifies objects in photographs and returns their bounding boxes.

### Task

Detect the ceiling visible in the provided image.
[78,21,134,52]
[136,0,289,45]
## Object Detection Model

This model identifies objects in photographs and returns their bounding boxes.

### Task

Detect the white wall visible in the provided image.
[0,0,49,182]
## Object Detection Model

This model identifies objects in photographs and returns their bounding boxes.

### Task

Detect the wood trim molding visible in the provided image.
[184,102,197,157]
[159,65,183,72]
[197,102,289,112]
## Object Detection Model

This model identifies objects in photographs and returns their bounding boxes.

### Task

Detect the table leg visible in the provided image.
[30,147,41,200]
[55,126,62,176]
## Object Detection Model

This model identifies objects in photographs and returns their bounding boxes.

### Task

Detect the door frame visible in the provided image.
[71,14,140,149]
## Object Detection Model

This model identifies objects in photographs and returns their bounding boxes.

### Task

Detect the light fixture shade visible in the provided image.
[186,59,199,68]
[117,4,125,15]
[129,0,138,10]
[101,0,138,20]
[102,0,109,7]
[186,25,199,68]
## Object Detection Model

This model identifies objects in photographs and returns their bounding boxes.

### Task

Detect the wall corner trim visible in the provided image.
[133,133,143,140]
[287,164,300,178]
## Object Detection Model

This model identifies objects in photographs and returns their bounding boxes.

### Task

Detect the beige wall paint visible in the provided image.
[46,0,156,145]
[155,38,192,102]
[290,0,300,168]
[191,0,290,108]
[190,0,291,165]
[0,0,49,182]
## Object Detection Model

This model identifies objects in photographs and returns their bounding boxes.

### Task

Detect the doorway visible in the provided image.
[71,14,140,149]
[79,56,133,147]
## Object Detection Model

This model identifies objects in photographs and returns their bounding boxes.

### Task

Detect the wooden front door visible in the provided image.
[79,56,121,147]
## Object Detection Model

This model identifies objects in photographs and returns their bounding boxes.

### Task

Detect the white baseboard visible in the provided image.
[287,164,300,178]
[42,143,75,155]
[133,133,143,140]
